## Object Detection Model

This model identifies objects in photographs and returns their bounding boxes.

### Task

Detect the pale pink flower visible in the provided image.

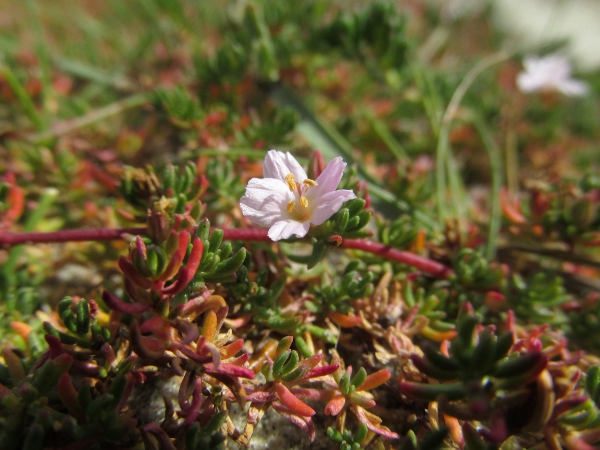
[240,150,356,241]
[516,54,588,96]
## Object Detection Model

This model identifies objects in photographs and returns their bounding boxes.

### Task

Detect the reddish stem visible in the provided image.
[340,239,451,277]
[0,226,451,277]
[0,227,146,245]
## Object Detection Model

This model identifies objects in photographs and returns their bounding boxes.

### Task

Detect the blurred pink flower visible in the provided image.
[517,54,588,96]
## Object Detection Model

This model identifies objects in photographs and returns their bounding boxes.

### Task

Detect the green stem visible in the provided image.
[0,67,44,131]
[435,52,510,222]
[25,93,149,144]
[25,0,52,121]
[471,116,503,259]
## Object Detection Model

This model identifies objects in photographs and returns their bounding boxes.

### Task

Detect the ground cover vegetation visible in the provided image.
[1,1,600,449]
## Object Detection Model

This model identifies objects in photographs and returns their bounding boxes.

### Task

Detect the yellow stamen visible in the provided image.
[300,196,308,208]
[287,200,295,212]
[285,174,296,191]
[303,179,318,188]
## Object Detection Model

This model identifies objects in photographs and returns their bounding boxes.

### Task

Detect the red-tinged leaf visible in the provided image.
[205,341,222,369]
[143,423,177,450]
[130,321,167,359]
[299,353,322,370]
[564,434,597,450]
[162,238,203,293]
[275,382,315,417]
[246,391,278,403]
[399,381,467,402]
[2,175,24,225]
[324,395,345,416]
[205,363,255,379]
[118,257,153,289]
[44,334,63,358]
[70,360,101,376]
[139,316,170,340]
[124,277,141,305]
[157,231,190,282]
[228,353,249,366]
[272,402,316,442]
[57,373,85,420]
[349,392,376,409]
[180,294,227,319]
[209,372,247,406]
[356,369,390,391]
[173,342,211,364]
[0,383,11,398]
[221,338,244,359]
[353,405,399,439]
[288,387,323,401]
[552,396,588,419]
[178,371,194,411]
[10,321,31,342]
[304,364,339,380]
[161,267,191,295]
[102,290,150,314]
[500,188,527,225]
[182,378,203,426]
[185,237,203,276]
[328,311,361,328]
[53,352,74,371]
[172,318,199,345]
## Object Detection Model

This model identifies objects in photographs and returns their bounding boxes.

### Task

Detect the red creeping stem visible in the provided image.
[0,227,146,245]
[0,227,451,277]
[340,239,452,277]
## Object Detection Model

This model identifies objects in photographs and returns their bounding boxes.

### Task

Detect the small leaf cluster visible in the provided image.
[327,423,368,450]
[153,86,203,125]
[203,158,244,213]
[120,162,205,218]
[184,413,227,450]
[399,428,448,450]
[317,1,408,71]
[238,107,298,147]
[567,295,600,352]
[378,214,419,249]
[193,220,247,286]
[227,268,302,332]
[195,40,249,91]
[328,198,372,238]
[261,337,311,383]
[452,248,504,290]
[43,297,110,350]
[403,309,549,421]
[0,352,136,449]
[402,282,456,340]
[508,272,569,325]
[307,261,374,314]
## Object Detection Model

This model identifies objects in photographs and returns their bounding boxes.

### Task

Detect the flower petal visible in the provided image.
[517,54,587,97]
[310,190,356,226]
[268,220,310,241]
[557,79,588,96]
[306,157,346,199]
[240,178,292,227]
[263,150,307,183]
[516,72,543,93]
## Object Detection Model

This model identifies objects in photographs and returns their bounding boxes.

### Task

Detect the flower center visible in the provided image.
[285,174,318,221]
